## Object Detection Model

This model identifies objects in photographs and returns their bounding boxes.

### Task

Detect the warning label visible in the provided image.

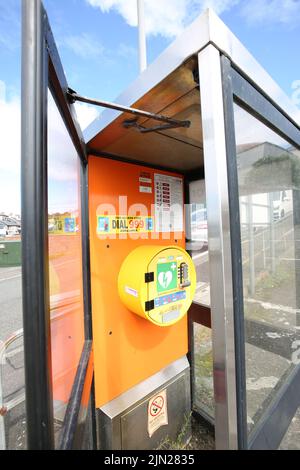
[147,389,168,438]
[97,215,154,234]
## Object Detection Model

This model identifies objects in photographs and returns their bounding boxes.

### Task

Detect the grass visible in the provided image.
[156,413,192,450]
[255,263,294,297]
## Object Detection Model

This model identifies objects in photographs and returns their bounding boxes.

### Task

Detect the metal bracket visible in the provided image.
[123,119,188,134]
[66,88,191,133]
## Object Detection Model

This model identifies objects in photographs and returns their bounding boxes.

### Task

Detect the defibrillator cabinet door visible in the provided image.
[147,247,196,326]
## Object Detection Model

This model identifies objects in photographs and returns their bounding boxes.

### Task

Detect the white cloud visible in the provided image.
[87,0,300,37]
[240,0,300,27]
[86,0,238,38]
[63,32,105,58]
[117,43,137,60]
[0,80,20,172]
[0,80,21,213]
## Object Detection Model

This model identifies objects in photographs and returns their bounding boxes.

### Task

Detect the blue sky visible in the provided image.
[0,0,300,213]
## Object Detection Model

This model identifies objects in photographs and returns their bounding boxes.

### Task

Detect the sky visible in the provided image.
[0,0,300,214]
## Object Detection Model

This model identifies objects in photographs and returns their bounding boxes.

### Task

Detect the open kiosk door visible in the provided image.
[21,1,95,450]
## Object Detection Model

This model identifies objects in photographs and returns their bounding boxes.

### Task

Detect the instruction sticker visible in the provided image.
[139,177,152,184]
[97,215,154,234]
[154,174,183,233]
[148,389,168,438]
[139,186,152,194]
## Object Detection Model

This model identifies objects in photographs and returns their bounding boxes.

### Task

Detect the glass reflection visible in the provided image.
[0,4,25,447]
[234,105,300,435]
[187,180,213,418]
[187,180,210,306]
[48,90,84,443]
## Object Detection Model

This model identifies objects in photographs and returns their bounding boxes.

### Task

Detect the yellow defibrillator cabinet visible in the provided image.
[118,245,196,326]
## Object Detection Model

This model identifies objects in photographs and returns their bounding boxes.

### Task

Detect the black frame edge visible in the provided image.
[221,54,248,450]
[58,341,93,450]
[21,0,54,450]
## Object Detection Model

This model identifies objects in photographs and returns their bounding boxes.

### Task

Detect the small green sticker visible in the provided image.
[157,262,177,293]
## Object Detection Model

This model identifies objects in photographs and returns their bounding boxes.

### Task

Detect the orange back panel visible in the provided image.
[88,156,188,407]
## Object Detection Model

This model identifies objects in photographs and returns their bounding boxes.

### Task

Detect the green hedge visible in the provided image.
[0,241,21,267]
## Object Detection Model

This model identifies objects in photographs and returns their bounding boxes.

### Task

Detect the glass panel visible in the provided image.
[279,407,300,450]
[48,90,85,445]
[193,323,214,418]
[234,104,300,434]
[187,180,210,306]
[0,0,25,449]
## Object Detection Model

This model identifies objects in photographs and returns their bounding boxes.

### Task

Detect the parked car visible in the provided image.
[272,190,292,220]
[240,190,293,231]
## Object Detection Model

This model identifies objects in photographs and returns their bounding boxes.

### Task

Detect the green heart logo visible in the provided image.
[158,271,173,289]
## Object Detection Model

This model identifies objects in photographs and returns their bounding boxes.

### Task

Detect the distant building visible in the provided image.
[0,215,21,236]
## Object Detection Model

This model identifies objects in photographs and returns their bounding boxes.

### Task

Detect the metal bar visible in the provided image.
[221,55,249,450]
[80,160,93,341]
[123,119,188,133]
[67,91,191,129]
[21,0,54,449]
[198,45,238,450]
[80,159,97,450]
[58,341,92,450]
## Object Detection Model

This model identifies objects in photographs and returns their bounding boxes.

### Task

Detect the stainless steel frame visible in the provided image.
[198,45,238,450]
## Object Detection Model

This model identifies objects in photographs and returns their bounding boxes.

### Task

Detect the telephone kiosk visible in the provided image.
[88,156,196,450]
